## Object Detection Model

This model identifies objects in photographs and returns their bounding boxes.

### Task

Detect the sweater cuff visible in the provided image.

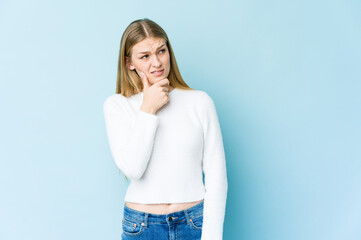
[139,109,157,118]
[137,109,159,127]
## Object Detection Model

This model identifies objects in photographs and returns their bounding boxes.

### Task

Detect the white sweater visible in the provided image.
[103,88,228,240]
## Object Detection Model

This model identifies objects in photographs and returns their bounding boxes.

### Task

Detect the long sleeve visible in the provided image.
[103,95,159,180]
[200,93,228,240]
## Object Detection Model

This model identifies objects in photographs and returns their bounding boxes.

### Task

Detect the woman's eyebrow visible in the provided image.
[138,44,166,54]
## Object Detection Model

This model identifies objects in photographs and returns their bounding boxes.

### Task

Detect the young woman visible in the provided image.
[103,18,228,240]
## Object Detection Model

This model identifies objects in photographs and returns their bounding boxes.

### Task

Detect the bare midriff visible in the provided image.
[125,199,204,214]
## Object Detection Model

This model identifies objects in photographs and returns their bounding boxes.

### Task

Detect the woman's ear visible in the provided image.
[125,56,135,70]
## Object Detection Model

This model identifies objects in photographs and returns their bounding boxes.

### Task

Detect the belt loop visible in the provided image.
[143,213,149,227]
[183,209,191,224]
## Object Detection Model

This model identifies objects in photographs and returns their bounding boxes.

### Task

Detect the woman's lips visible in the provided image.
[151,69,164,76]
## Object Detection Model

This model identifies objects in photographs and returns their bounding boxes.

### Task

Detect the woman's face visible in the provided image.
[127,37,171,86]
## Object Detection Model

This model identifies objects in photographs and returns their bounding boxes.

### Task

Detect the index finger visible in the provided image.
[153,78,170,87]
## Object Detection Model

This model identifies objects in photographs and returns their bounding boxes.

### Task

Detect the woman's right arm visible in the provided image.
[103,96,159,180]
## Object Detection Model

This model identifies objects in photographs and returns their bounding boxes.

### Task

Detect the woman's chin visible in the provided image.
[152,76,165,82]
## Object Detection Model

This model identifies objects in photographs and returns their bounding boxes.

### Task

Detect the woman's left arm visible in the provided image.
[200,92,228,240]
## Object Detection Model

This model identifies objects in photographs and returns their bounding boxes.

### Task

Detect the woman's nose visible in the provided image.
[152,55,162,67]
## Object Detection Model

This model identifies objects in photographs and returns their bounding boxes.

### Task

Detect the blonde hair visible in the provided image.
[116,18,194,180]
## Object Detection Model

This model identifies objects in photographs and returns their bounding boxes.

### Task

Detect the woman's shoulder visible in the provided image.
[183,89,215,109]
[176,88,213,102]
[103,93,134,113]
[104,93,124,105]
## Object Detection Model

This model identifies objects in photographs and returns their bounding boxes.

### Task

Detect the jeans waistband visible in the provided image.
[123,199,204,224]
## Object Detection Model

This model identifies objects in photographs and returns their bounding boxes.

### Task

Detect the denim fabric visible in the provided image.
[121,199,204,240]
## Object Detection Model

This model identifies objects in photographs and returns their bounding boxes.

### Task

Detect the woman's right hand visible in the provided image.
[139,71,170,115]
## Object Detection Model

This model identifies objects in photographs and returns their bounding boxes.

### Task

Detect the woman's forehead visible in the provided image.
[133,37,166,53]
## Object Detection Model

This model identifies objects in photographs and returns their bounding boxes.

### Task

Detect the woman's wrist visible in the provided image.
[140,105,157,115]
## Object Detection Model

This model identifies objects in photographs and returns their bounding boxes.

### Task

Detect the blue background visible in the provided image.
[1,0,360,239]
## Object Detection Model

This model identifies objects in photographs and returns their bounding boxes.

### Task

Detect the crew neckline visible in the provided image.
[140,87,177,95]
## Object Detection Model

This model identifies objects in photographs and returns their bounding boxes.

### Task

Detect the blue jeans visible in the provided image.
[121,199,204,240]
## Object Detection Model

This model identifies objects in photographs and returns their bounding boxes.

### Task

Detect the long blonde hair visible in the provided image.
[116,18,194,180]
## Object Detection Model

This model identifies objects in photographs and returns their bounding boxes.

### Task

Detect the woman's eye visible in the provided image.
[140,49,165,59]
